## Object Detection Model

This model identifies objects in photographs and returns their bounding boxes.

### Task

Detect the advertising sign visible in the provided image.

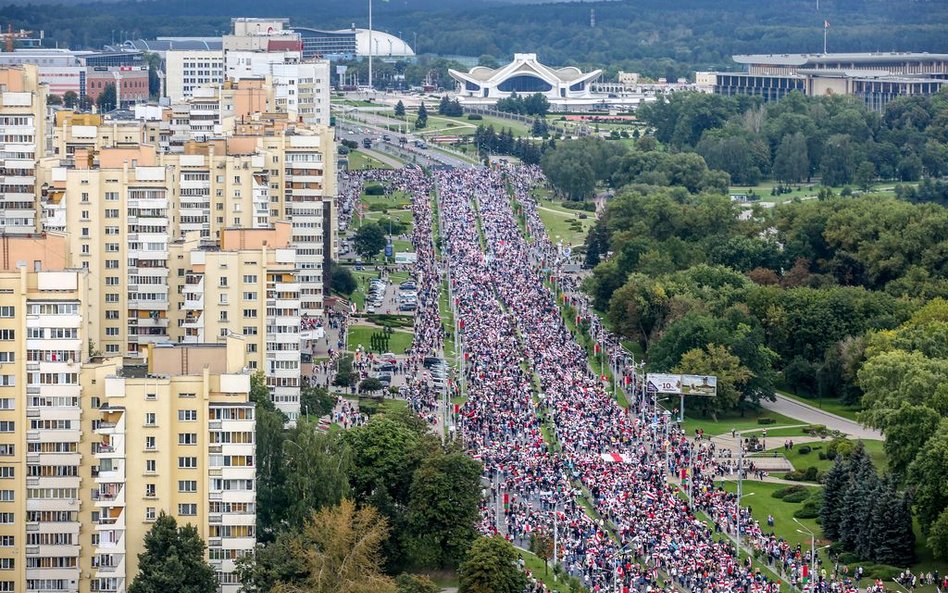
[681,374,717,396]
[646,373,682,395]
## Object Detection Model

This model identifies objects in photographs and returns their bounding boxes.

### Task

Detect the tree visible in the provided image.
[128,513,217,593]
[438,95,451,116]
[415,102,428,129]
[674,344,751,418]
[46,94,63,106]
[773,132,809,183]
[97,82,118,112]
[868,478,916,566]
[394,100,406,117]
[907,421,948,533]
[236,531,311,593]
[353,222,387,261]
[395,574,439,593]
[880,403,940,480]
[359,377,384,393]
[930,508,948,561]
[301,385,336,418]
[63,90,78,109]
[854,161,876,192]
[329,261,357,296]
[528,531,554,575]
[251,372,290,539]
[282,422,352,528]
[405,452,482,569]
[606,274,670,350]
[458,535,527,593]
[820,456,849,540]
[273,500,396,593]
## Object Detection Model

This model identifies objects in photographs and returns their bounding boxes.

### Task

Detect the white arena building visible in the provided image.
[449,53,602,105]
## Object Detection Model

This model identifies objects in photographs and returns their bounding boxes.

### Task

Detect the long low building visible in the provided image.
[450,53,602,102]
[699,52,948,111]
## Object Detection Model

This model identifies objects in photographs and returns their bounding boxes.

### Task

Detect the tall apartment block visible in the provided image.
[82,337,255,593]
[0,65,47,234]
[0,235,89,593]
[168,224,303,420]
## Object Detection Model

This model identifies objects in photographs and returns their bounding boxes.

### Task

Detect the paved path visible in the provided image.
[761,393,882,440]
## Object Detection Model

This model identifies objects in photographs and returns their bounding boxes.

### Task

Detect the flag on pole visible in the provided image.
[823,20,830,28]
[802,564,810,583]
[594,343,601,354]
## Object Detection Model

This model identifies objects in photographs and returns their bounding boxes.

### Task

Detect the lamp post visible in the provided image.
[795,518,816,592]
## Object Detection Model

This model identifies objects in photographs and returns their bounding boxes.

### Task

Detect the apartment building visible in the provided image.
[82,337,255,593]
[165,50,226,102]
[0,65,47,234]
[168,224,303,419]
[0,234,92,593]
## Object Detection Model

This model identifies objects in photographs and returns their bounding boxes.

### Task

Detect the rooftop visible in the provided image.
[734,52,948,66]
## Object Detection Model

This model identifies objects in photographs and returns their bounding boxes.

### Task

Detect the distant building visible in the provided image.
[700,52,948,111]
[449,53,602,102]
[295,27,414,61]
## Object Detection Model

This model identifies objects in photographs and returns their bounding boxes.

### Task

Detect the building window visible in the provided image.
[145,484,156,497]
[178,480,197,493]
[178,433,197,446]
[178,457,197,469]
[145,436,156,450]
[178,503,197,516]
[144,413,156,426]
[146,507,156,521]
[145,460,156,473]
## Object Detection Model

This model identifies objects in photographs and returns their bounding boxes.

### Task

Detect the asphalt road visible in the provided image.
[337,120,473,169]
[761,393,883,440]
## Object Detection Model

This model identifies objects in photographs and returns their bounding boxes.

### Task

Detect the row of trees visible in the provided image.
[495,92,550,117]
[473,125,548,165]
[820,443,916,567]
[540,136,729,200]
[8,0,946,82]
[638,90,948,187]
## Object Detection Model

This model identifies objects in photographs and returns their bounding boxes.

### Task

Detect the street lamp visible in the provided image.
[795,518,816,592]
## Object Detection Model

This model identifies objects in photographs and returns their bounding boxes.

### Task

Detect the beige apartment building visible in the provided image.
[168,224,303,420]
[82,338,254,593]
[0,234,256,593]
[0,65,48,234]
[0,235,91,593]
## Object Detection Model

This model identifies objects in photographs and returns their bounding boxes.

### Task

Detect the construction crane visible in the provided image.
[1,25,35,53]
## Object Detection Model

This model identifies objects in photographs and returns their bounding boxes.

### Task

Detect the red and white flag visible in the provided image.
[824,20,831,29]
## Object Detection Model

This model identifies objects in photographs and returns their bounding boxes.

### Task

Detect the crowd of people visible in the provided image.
[422,164,891,593]
[338,164,897,593]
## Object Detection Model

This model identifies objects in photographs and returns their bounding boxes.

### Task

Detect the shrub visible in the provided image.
[826,437,854,459]
[862,565,902,580]
[782,488,812,503]
[757,417,776,425]
[837,552,859,565]
[773,485,808,499]
[364,183,385,196]
[798,445,812,455]
[467,114,483,121]
[794,505,820,519]
[802,424,828,435]
[783,467,824,483]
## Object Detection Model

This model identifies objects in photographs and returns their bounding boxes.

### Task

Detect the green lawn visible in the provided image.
[536,199,595,247]
[776,390,862,422]
[729,182,897,204]
[347,150,392,171]
[362,191,412,210]
[680,408,801,437]
[721,480,822,548]
[347,325,414,354]
[761,438,887,477]
[721,481,945,593]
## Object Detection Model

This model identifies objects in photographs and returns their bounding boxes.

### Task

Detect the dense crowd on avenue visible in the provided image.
[341,164,896,593]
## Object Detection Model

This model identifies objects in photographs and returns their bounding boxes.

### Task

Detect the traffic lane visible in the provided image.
[338,123,468,169]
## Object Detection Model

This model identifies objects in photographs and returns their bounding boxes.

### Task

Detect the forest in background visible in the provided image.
[1,0,947,79]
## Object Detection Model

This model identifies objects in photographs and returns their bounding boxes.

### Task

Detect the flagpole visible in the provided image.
[368,0,373,89]
[823,21,828,55]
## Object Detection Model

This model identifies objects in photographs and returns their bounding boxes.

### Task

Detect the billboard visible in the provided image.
[646,373,682,394]
[681,374,717,397]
